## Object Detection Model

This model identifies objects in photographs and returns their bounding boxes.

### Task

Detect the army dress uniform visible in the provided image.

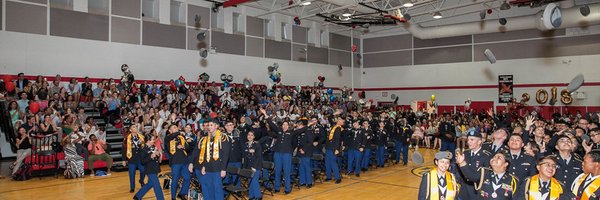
[460,166,518,200]
[506,151,537,181]
[554,153,583,188]
[458,131,492,200]
[571,173,600,200]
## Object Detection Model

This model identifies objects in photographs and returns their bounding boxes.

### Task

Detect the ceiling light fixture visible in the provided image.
[342,12,352,17]
[301,1,311,6]
[433,11,442,19]
[403,1,413,7]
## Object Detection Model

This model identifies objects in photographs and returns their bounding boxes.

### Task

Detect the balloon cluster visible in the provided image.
[174,76,186,88]
[198,73,210,82]
[316,76,325,88]
[268,63,281,83]
[220,74,234,88]
[243,78,253,89]
[3,76,15,92]
[465,98,472,109]
[120,64,135,92]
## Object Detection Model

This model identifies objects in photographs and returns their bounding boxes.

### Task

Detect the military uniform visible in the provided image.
[346,127,366,176]
[571,173,600,200]
[506,151,537,181]
[460,166,518,199]
[483,142,509,155]
[418,152,460,200]
[514,175,574,200]
[459,147,493,199]
[554,153,583,188]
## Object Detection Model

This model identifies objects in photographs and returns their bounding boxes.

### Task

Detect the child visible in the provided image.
[133,135,164,200]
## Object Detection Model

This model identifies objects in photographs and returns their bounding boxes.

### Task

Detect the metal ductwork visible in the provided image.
[403,3,600,39]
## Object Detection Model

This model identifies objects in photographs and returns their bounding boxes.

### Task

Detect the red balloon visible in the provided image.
[5,82,15,92]
[369,99,374,103]
[351,44,358,52]
[2,75,12,83]
[29,101,40,114]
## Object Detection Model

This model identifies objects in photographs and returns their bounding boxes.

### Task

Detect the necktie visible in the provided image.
[541,182,549,194]
[512,154,518,160]
[439,176,446,187]
[492,145,496,152]
[471,152,475,157]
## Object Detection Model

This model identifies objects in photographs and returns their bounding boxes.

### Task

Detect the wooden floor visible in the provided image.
[0,149,437,200]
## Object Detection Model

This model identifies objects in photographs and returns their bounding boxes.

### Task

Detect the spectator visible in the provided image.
[12,127,32,175]
[87,134,112,176]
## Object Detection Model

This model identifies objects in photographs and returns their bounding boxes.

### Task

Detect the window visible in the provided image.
[281,22,291,40]
[170,1,185,24]
[320,30,329,47]
[211,10,224,30]
[264,19,273,38]
[142,0,159,20]
[233,12,245,33]
[88,0,109,15]
[50,0,73,10]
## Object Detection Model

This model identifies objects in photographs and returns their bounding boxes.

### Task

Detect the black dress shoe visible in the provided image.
[130,189,134,193]
[139,180,146,186]
[307,184,313,188]
[335,179,342,184]
[133,196,140,200]
[178,194,188,200]
[274,190,280,193]
[284,191,291,195]
[324,178,331,182]
[356,174,360,177]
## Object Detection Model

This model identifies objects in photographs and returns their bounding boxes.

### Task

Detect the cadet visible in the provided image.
[189,119,232,200]
[418,151,460,200]
[514,155,575,200]
[361,120,374,171]
[165,124,191,200]
[570,150,600,199]
[375,121,388,168]
[458,130,492,199]
[133,135,164,200]
[457,152,518,199]
[124,124,146,193]
[506,134,537,181]
[346,120,366,177]
[325,117,344,184]
[553,135,583,188]
[483,128,509,154]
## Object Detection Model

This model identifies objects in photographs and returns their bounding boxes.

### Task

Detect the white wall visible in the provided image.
[0,31,353,88]
[362,54,600,106]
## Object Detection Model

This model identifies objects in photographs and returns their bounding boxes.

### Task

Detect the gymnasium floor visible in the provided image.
[0,149,436,200]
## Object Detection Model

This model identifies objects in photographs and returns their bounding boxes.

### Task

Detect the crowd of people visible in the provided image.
[2,72,600,200]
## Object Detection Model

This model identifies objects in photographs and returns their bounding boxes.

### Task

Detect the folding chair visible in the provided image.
[386,141,396,166]
[311,154,325,184]
[225,168,253,200]
[260,161,275,196]
[290,157,301,189]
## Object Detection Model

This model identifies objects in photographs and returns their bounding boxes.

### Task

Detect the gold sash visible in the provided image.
[527,175,562,200]
[126,133,145,159]
[573,174,600,200]
[329,125,341,141]
[198,130,222,164]
[427,169,457,200]
[169,135,187,156]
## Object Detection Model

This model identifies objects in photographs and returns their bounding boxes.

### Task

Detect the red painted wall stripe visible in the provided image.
[2,73,597,91]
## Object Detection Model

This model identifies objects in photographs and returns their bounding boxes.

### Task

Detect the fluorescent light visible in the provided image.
[301,1,311,6]
[342,13,352,17]
[403,2,413,7]
[433,12,442,19]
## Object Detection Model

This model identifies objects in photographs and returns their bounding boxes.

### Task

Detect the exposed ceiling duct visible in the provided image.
[403,3,600,39]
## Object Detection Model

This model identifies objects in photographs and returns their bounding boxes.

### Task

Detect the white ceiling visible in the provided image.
[241,0,598,37]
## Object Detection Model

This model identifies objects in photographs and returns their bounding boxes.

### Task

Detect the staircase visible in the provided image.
[82,105,125,169]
